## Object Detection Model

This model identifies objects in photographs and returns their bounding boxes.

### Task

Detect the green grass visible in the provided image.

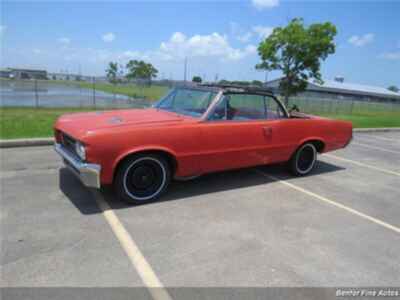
[0,107,97,139]
[2,78,398,139]
[75,81,168,101]
[1,107,399,139]
[320,112,400,128]
[78,82,168,101]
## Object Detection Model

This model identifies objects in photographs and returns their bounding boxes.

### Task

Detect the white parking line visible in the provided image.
[254,170,400,234]
[324,153,400,177]
[92,190,173,300]
[351,141,400,154]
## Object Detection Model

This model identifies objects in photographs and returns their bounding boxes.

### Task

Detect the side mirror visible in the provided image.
[289,105,300,113]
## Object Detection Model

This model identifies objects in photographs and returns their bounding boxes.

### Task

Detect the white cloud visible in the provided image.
[252,0,279,10]
[252,26,274,39]
[122,51,142,59]
[102,32,115,43]
[348,33,374,47]
[379,52,400,60]
[158,32,256,61]
[57,37,71,44]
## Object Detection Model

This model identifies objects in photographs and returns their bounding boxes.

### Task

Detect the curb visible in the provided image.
[0,128,399,148]
[0,138,54,148]
[353,128,400,133]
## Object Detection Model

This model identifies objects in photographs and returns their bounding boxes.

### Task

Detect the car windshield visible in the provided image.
[154,87,218,118]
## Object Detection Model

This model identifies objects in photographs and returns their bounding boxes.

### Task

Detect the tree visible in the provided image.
[106,62,119,84]
[125,60,158,85]
[388,85,399,93]
[256,18,337,105]
[251,80,263,87]
[192,76,202,83]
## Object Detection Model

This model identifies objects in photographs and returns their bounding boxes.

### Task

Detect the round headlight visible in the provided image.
[75,141,86,160]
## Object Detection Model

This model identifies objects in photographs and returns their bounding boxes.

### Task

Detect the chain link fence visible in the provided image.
[285,95,400,116]
[1,78,400,116]
[0,78,170,109]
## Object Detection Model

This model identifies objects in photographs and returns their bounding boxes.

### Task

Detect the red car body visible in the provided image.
[54,105,352,184]
[54,85,352,203]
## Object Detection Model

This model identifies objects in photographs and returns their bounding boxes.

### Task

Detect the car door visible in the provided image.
[197,93,279,173]
[259,94,299,163]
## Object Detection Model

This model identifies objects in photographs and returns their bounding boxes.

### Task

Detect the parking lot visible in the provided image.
[1,131,400,299]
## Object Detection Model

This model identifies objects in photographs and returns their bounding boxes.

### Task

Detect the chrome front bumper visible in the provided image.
[54,143,101,188]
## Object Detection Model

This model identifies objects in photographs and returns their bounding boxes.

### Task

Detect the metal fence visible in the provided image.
[1,78,400,116]
[0,79,165,109]
[286,95,400,116]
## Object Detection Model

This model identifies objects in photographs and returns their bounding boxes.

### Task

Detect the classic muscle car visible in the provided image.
[54,84,352,204]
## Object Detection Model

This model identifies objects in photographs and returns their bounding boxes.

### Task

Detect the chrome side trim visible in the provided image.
[54,143,101,188]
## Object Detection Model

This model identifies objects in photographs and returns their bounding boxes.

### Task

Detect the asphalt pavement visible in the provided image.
[1,132,400,299]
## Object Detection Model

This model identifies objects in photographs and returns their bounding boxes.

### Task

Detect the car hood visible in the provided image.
[55,108,190,139]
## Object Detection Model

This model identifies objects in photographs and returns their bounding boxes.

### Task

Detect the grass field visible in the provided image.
[77,82,169,101]
[0,107,97,139]
[1,78,169,102]
[320,112,400,128]
[51,80,168,101]
[1,107,399,139]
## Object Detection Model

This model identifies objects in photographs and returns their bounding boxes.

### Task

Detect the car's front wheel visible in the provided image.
[115,154,171,204]
[289,143,317,176]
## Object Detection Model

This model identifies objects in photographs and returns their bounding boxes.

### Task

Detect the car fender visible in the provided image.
[295,136,327,154]
[112,145,179,179]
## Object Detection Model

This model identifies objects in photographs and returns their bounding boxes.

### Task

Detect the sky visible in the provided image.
[1,0,399,88]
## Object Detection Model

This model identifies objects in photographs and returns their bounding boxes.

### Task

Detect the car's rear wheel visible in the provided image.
[289,143,317,176]
[115,154,171,204]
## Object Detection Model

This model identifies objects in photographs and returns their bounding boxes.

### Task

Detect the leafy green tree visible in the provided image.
[256,18,337,105]
[125,60,158,85]
[192,76,202,83]
[106,62,119,84]
[251,80,263,87]
[232,81,250,86]
[388,85,399,93]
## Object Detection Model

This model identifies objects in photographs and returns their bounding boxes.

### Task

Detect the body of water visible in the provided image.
[0,80,151,108]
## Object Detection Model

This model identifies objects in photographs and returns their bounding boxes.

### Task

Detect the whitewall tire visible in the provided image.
[289,143,317,176]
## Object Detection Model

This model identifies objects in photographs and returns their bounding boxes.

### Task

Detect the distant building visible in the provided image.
[265,77,400,103]
[1,68,48,80]
[0,68,12,79]
[48,73,92,81]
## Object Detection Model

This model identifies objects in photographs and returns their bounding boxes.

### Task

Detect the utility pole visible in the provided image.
[264,70,269,84]
[183,57,188,84]
[92,76,96,107]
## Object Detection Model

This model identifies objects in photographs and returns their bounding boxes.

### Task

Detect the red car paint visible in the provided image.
[54,107,352,185]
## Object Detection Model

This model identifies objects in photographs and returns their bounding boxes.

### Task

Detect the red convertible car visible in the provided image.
[54,84,352,204]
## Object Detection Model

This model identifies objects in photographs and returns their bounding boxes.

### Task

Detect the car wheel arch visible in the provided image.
[294,138,326,155]
[112,148,178,183]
